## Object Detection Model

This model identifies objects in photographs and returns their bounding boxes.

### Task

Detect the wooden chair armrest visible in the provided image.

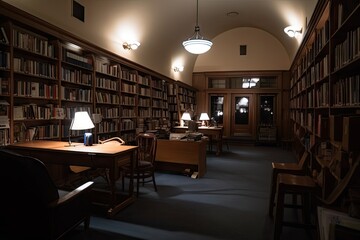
[49,181,94,207]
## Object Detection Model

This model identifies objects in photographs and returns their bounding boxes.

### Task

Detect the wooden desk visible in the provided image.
[173,126,223,156]
[155,139,207,178]
[6,140,138,218]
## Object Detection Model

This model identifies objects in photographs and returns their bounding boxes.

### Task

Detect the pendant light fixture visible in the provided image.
[182,0,212,54]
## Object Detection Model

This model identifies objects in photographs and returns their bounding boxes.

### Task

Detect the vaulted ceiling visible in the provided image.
[3,0,318,85]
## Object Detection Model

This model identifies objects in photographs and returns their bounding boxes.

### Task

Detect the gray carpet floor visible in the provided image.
[65,144,315,240]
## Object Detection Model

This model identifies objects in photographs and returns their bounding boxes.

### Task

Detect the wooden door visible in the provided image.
[231,94,255,137]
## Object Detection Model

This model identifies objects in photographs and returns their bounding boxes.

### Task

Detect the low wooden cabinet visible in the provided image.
[155,139,206,178]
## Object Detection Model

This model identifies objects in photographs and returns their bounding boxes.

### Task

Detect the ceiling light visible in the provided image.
[284,26,302,38]
[182,0,212,54]
[123,41,140,50]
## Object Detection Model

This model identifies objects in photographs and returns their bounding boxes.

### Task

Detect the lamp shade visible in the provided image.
[181,112,192,121]
[70,111,95,130]
[183,38,212,54]
[199,113,210,121]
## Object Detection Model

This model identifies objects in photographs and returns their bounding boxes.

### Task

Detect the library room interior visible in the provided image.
[1,0,360,239]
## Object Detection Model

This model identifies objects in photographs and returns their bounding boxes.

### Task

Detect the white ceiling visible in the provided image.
[3,0,318,84]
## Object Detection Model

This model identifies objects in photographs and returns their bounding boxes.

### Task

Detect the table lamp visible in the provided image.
[68,111,95,146]
[199,113,210,126]
[181,112,191,126]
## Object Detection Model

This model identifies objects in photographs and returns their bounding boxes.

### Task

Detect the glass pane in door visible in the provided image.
[235,96,249,124]
[210,96,224,124]
[260,95,274,125]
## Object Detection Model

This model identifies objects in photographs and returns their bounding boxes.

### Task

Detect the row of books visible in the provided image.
[0,77,9,95]
[96,77,118,90]
[13,104,59,120]
[0,26,9,44]
[95,92,120,104]
[13,28,55,58]
[95,107,119,119]
[0,50,10,69]
[15,80,58,99]
[95,59,118,76]
[63,49,92,70]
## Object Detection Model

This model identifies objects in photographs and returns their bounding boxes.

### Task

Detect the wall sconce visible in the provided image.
[173,65,184,72]
[123,41,140,50]
[284,26,302,38]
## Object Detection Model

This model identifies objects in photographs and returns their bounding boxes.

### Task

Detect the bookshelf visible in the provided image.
[0,1,196,145]
[289,0,360,206]
[176,81,197,125]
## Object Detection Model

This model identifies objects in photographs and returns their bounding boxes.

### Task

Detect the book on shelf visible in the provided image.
[0,26,9,44]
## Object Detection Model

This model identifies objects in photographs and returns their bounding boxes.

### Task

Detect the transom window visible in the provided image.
[208,76,277,89]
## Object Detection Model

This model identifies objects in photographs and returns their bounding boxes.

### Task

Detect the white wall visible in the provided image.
[194,27,290,72]
[3,0,291,86]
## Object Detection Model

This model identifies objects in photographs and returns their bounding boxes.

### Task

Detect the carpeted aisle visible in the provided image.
[64,145,313,240]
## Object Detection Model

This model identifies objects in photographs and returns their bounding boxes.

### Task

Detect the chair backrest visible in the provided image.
[188,120,198,132]
[0,149,60,238]
[136,133,157,164]
[298,150,309,169]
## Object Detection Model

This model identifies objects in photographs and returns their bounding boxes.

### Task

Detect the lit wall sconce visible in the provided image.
[173,65,184,72]
[284,26,302,38]
[123,41,140,50]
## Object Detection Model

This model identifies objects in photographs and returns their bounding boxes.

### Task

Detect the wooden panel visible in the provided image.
[342,116,360,152]
[155,139,206,177]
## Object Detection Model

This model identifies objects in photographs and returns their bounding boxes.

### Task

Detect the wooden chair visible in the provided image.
[122,133,158,196]
[269,150,310,217]
[273,173,318,240]
[0,149,93,239]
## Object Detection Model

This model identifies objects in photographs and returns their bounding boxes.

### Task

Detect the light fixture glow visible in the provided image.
[199,113,210,126]
[182,0,212,54]
[67,111,95,146]
[123,41,140,50]
[173,65,184,72]
[181,112,192,121]
[284,26,302,38]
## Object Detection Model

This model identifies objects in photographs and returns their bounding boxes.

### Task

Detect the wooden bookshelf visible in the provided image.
[289,0,360,207]
[0,1,196,145]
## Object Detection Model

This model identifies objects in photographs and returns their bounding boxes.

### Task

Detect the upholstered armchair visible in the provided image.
[0,149,94,240]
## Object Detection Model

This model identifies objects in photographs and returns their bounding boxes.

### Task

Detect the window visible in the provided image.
[210,96,224,124]
[259,95,275,125]
[209,76,277,89]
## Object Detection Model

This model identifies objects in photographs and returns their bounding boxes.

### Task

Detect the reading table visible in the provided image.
[172,126,223,156]
[6,140,138,217]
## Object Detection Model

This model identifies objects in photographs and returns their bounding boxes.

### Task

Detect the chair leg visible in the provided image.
[152,173,157,192]
[268,169,277,218]
[274,184,285,240]
[84,215,90,230]
[136,173,140,197]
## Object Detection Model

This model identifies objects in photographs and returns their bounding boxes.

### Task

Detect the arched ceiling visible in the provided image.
[3,0,318,85]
